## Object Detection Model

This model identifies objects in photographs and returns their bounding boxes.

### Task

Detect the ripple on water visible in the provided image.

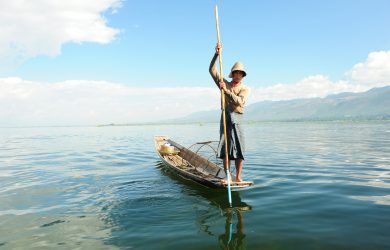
[0,123,389,249]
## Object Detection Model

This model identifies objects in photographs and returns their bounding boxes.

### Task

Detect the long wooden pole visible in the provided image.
[215,5,232,207]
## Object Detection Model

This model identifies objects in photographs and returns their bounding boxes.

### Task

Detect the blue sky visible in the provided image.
[4,0,389,86]
[0,0,389,126]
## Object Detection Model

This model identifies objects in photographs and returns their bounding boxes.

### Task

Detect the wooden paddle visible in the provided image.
[215,5,232,207]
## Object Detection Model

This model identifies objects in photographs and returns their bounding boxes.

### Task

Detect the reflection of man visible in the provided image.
[218,209,246,249]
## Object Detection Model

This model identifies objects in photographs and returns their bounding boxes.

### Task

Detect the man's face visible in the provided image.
[232,71,244,83]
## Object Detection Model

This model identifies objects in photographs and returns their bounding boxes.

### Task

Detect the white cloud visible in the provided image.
[0,77,219,126]
[249,75,369,103]
[0,0,122,68]
[1,50,390,126]
[346,51,390,86]
[249,51,390,103]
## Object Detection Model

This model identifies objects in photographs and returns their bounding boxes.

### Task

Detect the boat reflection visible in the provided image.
[157,161,251,249]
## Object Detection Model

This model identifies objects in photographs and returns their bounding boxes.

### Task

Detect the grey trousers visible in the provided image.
[217,111,245,160]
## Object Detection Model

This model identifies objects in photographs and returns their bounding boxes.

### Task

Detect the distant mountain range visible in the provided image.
[171,86,390,123]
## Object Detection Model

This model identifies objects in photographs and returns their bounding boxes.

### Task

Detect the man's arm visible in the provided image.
[209,43,228,88]
[209,53,220,87]
[226,87,250,107]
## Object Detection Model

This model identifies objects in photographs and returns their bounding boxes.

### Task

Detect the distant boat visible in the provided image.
[154,136,253,189]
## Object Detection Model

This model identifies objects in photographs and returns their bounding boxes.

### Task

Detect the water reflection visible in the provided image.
[218,208,247,250]
[158,161,252,249]
[199,191,251,250]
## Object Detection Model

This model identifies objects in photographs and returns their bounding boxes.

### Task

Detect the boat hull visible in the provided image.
[154,136,253,189]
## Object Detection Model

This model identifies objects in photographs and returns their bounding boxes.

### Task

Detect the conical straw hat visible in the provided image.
[229,61,247,78]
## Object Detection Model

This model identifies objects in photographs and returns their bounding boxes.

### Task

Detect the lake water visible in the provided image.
[0,122,389,249]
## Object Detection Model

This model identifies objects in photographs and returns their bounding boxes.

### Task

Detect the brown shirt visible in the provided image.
[209,53,250,113]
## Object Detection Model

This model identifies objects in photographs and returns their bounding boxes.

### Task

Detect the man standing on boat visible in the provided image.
[209,43,250,182]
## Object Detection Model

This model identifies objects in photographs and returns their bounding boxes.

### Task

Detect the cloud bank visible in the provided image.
[0,78,218,126]
[346,51,390,86]
[251,51,390,102]
[0,0,122,68]
[1,50,389,126]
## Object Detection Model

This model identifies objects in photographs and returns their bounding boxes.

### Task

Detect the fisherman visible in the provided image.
[209,43,250,182]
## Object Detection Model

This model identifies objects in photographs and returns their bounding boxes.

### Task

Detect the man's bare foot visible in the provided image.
[222,173,233,183]
[235,177,243,182]
[221,179,232,184]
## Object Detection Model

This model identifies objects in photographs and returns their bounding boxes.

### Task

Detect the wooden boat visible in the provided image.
[154,136,253,189]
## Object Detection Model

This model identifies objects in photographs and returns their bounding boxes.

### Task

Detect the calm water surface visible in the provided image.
[0,122,389,249]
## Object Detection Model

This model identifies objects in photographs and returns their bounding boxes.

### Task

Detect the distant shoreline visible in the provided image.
[1,118,389,129]
[97,118,390,127]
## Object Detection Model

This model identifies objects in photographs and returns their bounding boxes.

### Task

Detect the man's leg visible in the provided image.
[235,159,244,182]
